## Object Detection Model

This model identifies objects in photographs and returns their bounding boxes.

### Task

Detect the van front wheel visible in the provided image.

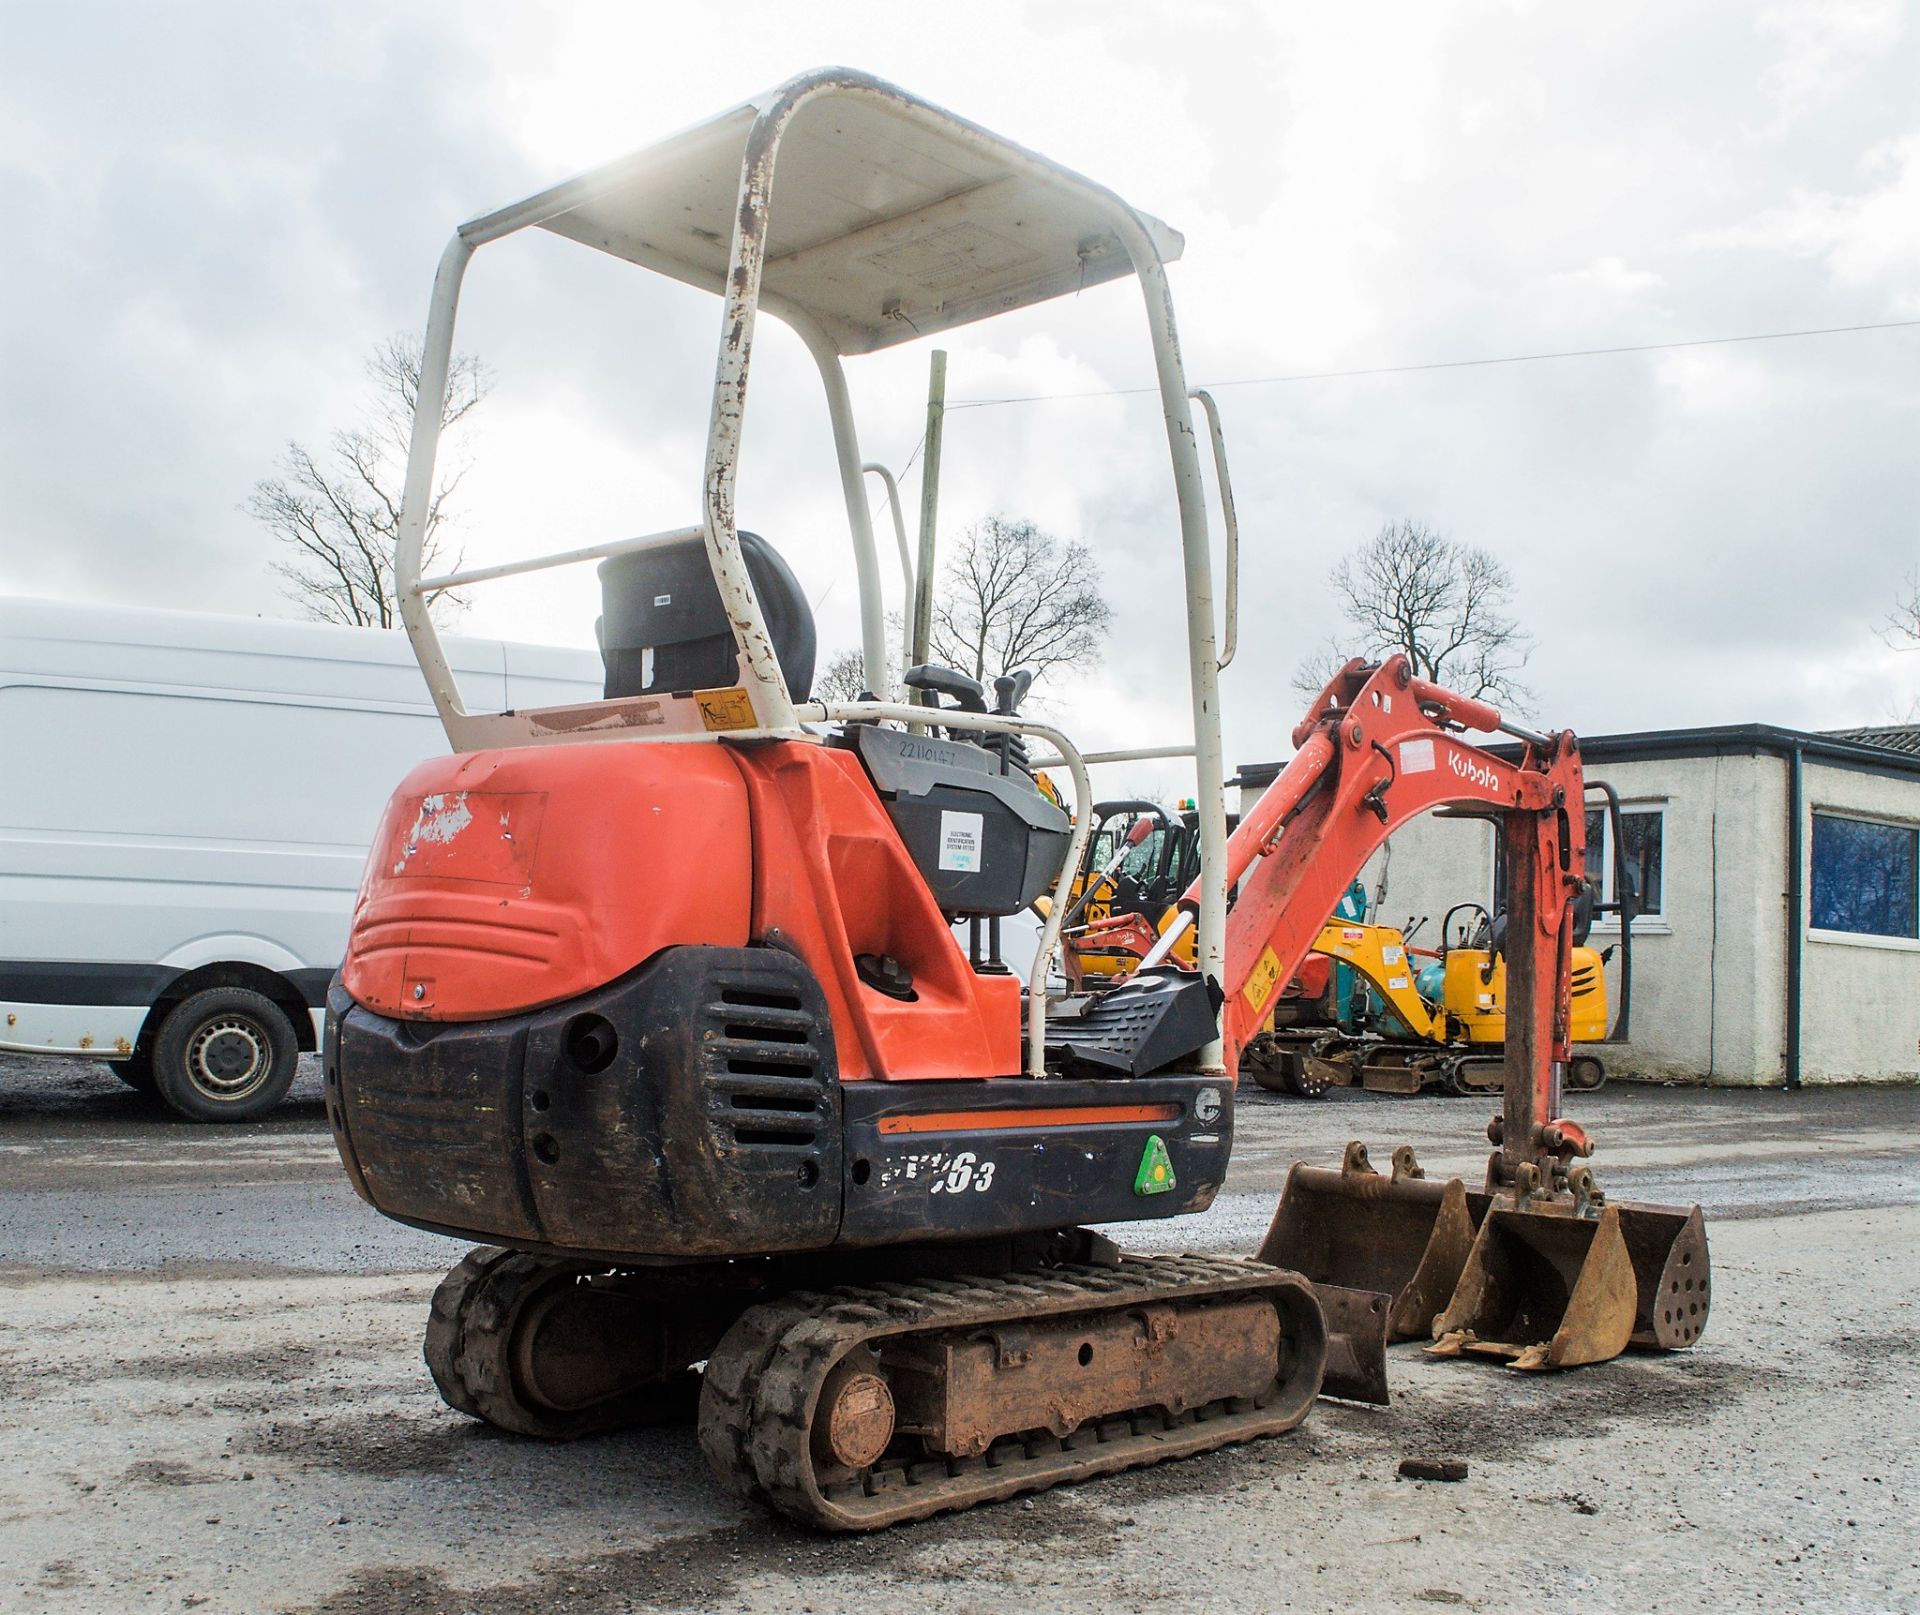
[151,988,299,1122]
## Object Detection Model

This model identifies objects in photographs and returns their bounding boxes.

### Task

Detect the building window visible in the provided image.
[1810,813,1918,938]
[1491,804,1663,921]
[1583,803,1665,922]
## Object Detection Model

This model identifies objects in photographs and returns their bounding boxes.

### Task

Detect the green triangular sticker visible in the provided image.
[1134,1134,1176,1196]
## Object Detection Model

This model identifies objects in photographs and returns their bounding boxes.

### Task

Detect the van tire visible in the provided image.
[151,988,299,1122]
[112,1045,160,1097]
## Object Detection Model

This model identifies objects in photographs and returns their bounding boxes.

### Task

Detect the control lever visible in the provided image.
[904,663,988,712]
[1061,813,1159,930]
[990,668,1036,773]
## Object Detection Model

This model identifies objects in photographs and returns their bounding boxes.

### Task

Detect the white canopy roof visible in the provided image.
[459,70,1185,356]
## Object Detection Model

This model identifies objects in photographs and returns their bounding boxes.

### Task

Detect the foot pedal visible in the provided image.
[1043,968,1221,1079]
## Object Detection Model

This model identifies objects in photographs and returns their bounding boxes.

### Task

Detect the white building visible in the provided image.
[1346,724,1920,1087]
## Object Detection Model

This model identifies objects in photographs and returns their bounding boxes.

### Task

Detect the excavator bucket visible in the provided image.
[1260,1142,1485,1351]
[1622,1202,1712,1350]
[1426,1199,1710,1370]
[1309,1283,1392,1406]
[1428,1203,1636,1370]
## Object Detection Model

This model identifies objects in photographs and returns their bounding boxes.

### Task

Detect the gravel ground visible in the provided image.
[0,1051,1915,1614]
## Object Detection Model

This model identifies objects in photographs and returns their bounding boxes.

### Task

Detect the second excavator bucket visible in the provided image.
[1426,1197,1711,1371]
[1621,1202,1712,1350]
[1260,1143,1485,1347]
[1427,1202,1636,1371]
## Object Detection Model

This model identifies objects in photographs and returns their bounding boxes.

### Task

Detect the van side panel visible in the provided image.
[0,599,602,1063]
[0,1000,147,1056]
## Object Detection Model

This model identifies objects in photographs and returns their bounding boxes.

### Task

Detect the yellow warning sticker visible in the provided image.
[695,687,757,732]
[1242,945,1284,1016]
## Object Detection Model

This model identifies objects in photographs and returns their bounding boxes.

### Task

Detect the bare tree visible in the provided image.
[1880,572,1920,720]
[1884,570,1920,647]
[1294,519,1533,708]
[249,335,488,627]
[813,646,900,704]
[929,516,1112,689]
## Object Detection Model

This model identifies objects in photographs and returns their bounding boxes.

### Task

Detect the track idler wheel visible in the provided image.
[1566,1055,1607,1091]
[425,1247,711,1438]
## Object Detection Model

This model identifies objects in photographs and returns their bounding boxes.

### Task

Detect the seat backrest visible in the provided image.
[597,530,816,702]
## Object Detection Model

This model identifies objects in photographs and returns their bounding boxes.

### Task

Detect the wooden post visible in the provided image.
[909,349,946,694]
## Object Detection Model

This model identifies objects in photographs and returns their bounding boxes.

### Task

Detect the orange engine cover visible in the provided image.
[343,741,753,1021]
[341,737,1021,1083]
[732,744,1021,1082]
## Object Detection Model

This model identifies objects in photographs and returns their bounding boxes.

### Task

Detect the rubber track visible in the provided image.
[695,1292,825,1502]
[430,1247,699,1440]
[423,1246,517,1420]
[713,1254,1324,1531]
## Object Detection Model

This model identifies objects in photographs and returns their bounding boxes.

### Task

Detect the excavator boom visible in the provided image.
[1190,657,1581,1093]
[1232,660,1710,1366]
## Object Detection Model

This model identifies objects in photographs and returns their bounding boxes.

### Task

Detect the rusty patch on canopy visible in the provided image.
[528,700,666,735]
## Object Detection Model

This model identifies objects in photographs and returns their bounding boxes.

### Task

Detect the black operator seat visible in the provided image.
[1482,879,1596,961]
[597,530,816,702]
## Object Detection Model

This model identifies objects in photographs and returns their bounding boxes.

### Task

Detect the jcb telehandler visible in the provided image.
[324,69,1710,1531]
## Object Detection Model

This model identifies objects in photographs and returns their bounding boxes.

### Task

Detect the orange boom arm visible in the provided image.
[1185,657,1588,1170]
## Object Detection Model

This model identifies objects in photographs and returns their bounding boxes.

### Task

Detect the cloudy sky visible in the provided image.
[2,1,1915,784]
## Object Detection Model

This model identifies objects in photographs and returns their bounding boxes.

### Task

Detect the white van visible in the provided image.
[0,598,602,1120]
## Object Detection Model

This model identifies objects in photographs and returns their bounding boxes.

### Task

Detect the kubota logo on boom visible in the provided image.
[1448,752,1499,791]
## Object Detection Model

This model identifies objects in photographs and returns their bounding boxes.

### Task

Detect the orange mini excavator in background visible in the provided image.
[325,70,1710,1531]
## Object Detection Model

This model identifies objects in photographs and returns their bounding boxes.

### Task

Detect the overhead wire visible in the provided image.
[943,318,1920,411]
[863,430,929,536]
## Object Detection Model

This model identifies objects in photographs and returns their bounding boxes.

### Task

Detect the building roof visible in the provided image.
[1822,723,1920,756]
[1495,722,1920,782]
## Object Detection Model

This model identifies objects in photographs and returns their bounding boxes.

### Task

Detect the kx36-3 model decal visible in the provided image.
[876,1150,998,1194]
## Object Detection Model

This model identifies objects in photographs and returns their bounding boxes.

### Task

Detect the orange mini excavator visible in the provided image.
[325,70,1710,1531]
